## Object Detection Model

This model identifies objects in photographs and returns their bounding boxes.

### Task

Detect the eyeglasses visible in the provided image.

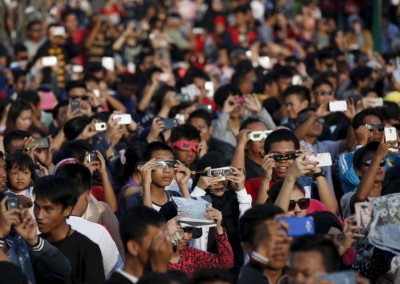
[70,95,89,101]
[361,159,386,167]
[288,198,310,211]
[248,130,273,142]
[273,152,296,162]
[155,160,177,168]
[171,140,199,152]
[366,124,384,132]
[316,118,325,124]
[205,167,232,177]
[315,91,335,96]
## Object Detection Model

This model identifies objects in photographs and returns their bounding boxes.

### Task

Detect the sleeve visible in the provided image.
[195,231,234,270]
[31,238,72,281]
[340,192,354,219]
[235,189,252,217]
[190,187,207,197]
[84,242,106,283]
[125,193,143,209]
[98,228,123,279]
[338,152,360,193]
[211,113,231,141]
[255,108,276,130]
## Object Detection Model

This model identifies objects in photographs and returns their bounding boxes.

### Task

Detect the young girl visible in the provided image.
[6,152,36,200]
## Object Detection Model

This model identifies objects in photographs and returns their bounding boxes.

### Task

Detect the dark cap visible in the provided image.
[353,141,380,169]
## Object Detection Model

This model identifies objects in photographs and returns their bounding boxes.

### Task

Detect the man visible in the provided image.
[106,206,172,283]
[340,66,375,100]
[237,204,291,284]
[33,175,105,283]
[282,86,311,131]
[55,163,124,275]
[65,80,93,117]
[24,20,46,59]
[0,151,6,192]
[188,109,235,164]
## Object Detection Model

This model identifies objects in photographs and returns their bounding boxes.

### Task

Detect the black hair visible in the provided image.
[143,142,174,161]
[52,100,69,121]
[13,44,27,55]
[272,65,295,80]
[137,272,186,284]
[311,78,334,91]
[283,85,311,103]
[239,204,284,246]
[26,20,42,31]
[3,130,31,154]
[267,180,305,204]
[184,67,210,84]
[6,152,37,181]
[350,66,373,87]
[264,129,300,154]
[239,117,263,131]
[55,163,92,196]
[119,206,165,251]
[213,84,242,109]
[63,116,91,141]
[192,268,235,284]
[117,73,137,86]
[317,47,336,62]
[65,80,87,96]
[33,175,78,210]
[297,106,318,118]
[290,235,340,273]
[5,99,33,135]
[18,90,40,106]
[188,109,212,127]
[382,102,400,122]
[61,10,77,22]
[61,140,93,163]
[352,108,383,129]
[115,143,145,188]
[0,151,3,159]
[317,71,339,82]
[170,124,201,143]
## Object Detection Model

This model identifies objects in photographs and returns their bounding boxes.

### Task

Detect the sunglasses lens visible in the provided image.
[223,168,232,176]
[288,200,295,211]
[210,169,219,177]
[298,198,310,209]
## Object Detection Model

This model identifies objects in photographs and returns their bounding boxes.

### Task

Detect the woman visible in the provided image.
[4,100,33,135]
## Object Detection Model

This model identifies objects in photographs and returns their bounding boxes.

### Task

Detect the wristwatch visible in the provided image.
[312,170,326,181]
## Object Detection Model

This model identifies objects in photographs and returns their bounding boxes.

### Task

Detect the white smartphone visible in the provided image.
[113,114,132,125]
[175,114,185,124]
[102,57,115,71]
[72,65,84,73]
[306,153,332,167]
[95,122,107,131]
[41,56,58,67]
[292,75,302,85]
[362,97,383,108]
[52,26,66,36]
[92,89,100,98]
[384,126,398,152]
[329,101,347,112]
[355,202,373,229]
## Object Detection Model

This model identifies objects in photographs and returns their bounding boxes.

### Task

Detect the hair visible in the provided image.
[63,116,91,141]
[192,268,235,284]
[61,10,77,22]
[239,204,284,246]
[213,84,242,108]
[137,272,187,284]
[264,129,300,154]
[55,163,92,196]
[119,206,165,251]
[52,100,69,121]
[170,124,201,143]
[5,100,33,135]
[143,142,174,161]
[6,152,37,180]
[26,20,42,31]
[3,130,31,154]
[33,175,78,210]
[13,44,27,55]
[350,66,373,87]
[290,235,340,273]
[188,109,212,127]
[239,117,263,131]
[18,90,40,106]
[311,78,333,91]
[382,102,400,122]
[317,47,336,62]
[65,80,87,96]
[272,65,295,80]
[352,108,383,129]
[283,85,311,103]
[0,151,3,159]
[61,140,93,163]
[267,180,305,204]
[115,143,145,188]
[118,73,137,85]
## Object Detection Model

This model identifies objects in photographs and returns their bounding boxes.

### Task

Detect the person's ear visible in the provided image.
[63,205,73,217]
[209,125,213,134]
[355,167,362,177]
[85,191,90,203]
[126,240,140,256]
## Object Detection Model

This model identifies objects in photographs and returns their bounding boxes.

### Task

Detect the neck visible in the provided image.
[47,222,70,242]
[149,184,167,200]
[229,117,241,126]
[247,151,262,165]
[370,183,382,197]
[303,136,317,144]
[264,267,284,284]
[123,257,144,279]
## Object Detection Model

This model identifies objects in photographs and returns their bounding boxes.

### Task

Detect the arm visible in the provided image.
[98,153,118,212]
[112,32,128,51]
[85,20,102,49]
[236,189,252,217]
[295,104,329,141]
[313,168,338,213]
[104,94,127,113]
[174,161,191,198]
[137,159,157,208]
[226,167,252,217]
[338,99,357,153]
[137,79,159,112]
[230,129,251,170]
[255,155,275,204]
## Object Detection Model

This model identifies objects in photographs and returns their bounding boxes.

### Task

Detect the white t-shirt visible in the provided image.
[67,216,123,278]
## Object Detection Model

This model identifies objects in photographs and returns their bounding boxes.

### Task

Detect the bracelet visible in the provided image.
[250,251,269,267]
[0,238,5,249]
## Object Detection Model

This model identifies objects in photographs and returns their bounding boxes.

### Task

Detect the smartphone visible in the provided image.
[196,104,212,112]
[70,100,80,112]
[329,100,347,112]
[317,271,357,284]
[292,75,302,85]
[205,81,214,98]
[113,114,132,125]
[362,97,383,108]
[6,195,21,221]
[87,151,99,163]
[234,97,245,104]
[95,122,107,131]
[175,114,185,124]
[102,57,115,71]
[158,72,171,82]
[355,202,373,229]
[72,65,84,73]
[92,89,100,98]
[52,26,66,36]
[174,93,191,103]
[41,56,58,67]
[32,138,49,149]
[384,127,398,152]
[160,118,178,130]
[276,216,315,237]
[306,153,332,167]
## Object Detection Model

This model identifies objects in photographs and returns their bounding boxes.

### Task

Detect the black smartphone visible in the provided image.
[87,151,99,163]
[160,118,178,130]
[6,195,21,220]
[70,101,80,112]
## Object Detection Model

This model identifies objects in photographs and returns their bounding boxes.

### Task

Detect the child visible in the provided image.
[6,152,36,200]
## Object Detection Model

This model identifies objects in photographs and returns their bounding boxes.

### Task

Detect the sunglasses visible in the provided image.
[171,140,199,152]
[70,95,89,101]
[288,198,310,211]
[205,167,232,177]
[273,152,296,162]
[315,91,335,96]
[248,130,273,142]
[366,124,384,132]
[361,159,386,167]
[155,160,178,168]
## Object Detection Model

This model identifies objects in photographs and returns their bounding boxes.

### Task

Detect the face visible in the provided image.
[326,227,344,248]
[119,83,136,100]
[269,141,297,180]
[15,75,28,92]
[319,59,337,72]
[15,109,33,131]
[173,139,198,167]
[34,198,72,234]
[207,180,229,197]
[68,87,89,102]
[176,228,193,251]
[189,117,211,142]
[28,23,44,41]
[313,84,335,106]
[74,191,90,216]
[356,151,385,182]
[278,77,292,94]
[0,158,6,191]
[64,13,78,32]
[363,115,384,142]
[8,139,23,155]
[7,165,32,192]
[289,189,307,217]
[150,150,175,187]
[284,94,308,120]
[289,251,327,284]
[246,122,268,158]
[297,111,323,137]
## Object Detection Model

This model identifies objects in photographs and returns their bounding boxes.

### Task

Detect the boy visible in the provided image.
[33,175,105,283]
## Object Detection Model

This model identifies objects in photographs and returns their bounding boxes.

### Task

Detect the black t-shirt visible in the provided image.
[245,157,263,180]
[38,231,105,284]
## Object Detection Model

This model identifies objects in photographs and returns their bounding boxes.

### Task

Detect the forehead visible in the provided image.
[68,87,86,95]
[190,117,207,126]
[247,122,268,131]
[363,115,382,124]
[151,149,174,160]
[291,251,325,271]
[314,83,332,90]
[269,141,296,153]
[285,94,301,103]
[360,150,376,162]
[34,197,60,207]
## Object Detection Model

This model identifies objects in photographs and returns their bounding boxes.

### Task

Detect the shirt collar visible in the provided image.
[116,269,139,283]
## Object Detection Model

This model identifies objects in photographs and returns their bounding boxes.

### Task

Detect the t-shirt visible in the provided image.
[125,190,182,212]
[245,157,263,180]
[38,231,105,284]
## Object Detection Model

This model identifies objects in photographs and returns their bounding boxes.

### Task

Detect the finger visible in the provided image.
[0,197,8,213]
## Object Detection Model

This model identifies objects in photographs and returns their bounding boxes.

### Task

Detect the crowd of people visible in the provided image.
[1,0,400,283]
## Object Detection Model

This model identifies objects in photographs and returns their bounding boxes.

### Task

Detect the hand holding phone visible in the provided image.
[306,153,332,167]
[329,101,347,112]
